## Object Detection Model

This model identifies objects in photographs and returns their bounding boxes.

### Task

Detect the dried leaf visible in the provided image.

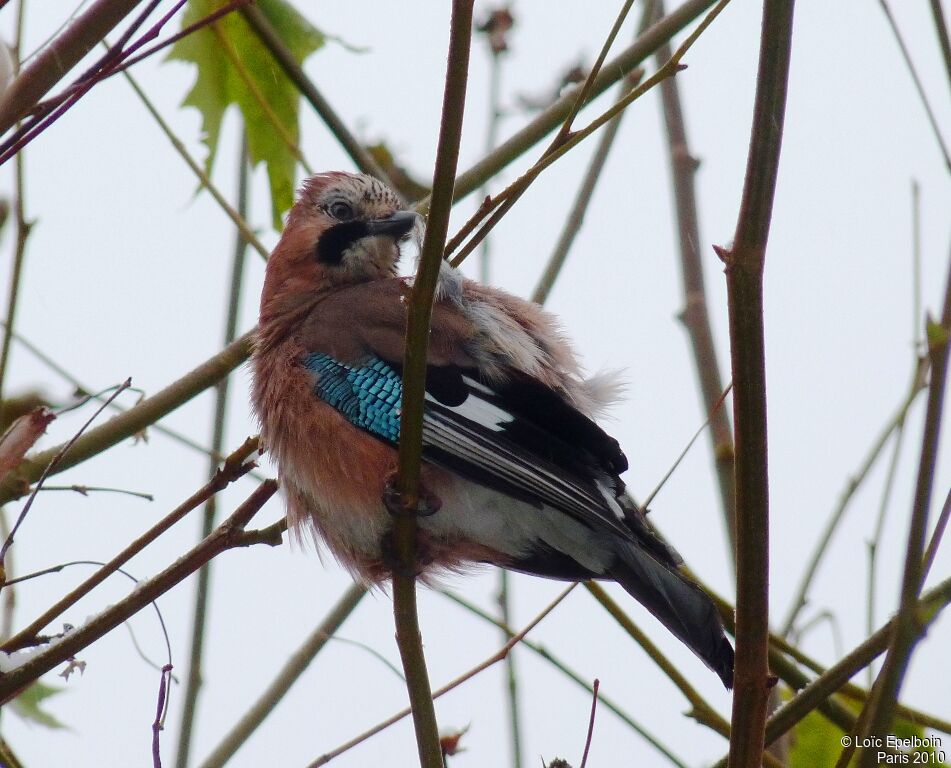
[0,406,54,483]
[439,724,470,757]
[58,657,86,681]
[476,7,515,54]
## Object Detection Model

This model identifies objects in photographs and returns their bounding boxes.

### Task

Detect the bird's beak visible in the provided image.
[365,211,419,240]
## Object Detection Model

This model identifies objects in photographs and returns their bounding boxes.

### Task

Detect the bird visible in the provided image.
[252,171,735,688]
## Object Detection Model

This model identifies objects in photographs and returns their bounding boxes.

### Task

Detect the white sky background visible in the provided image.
[1,1,949,766]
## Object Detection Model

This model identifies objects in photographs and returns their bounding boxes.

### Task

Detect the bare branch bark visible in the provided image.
[720,1,796,765]
[853,254,951,767]
[239,4,393,187]
[0,0,147,134]
[176,146,252,768]
[0,480,279,704]
[0,438,259,653]
[652,0,737,558]
[390,3,474,766]
[198,583,367,768]
[0,331,254,505]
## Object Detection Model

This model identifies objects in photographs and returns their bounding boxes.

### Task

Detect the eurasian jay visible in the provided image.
[252,171,735,688]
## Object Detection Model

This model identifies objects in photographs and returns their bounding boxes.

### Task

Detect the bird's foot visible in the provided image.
[380,531,427,579]
[382,475,442,518]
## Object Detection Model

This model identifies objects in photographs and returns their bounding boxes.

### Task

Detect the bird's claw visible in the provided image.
[382,475,442,518]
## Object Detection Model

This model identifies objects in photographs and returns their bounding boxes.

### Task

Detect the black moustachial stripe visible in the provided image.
[316,220,370,265]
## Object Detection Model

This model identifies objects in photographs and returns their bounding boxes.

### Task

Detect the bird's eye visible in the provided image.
[328,200,354,221]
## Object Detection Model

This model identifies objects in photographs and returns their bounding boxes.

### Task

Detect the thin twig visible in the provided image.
[448,0,731,267]
[308,584,576,768]
[578,679,599,768]
[877,0,951,172]
[390,4,473,767]
[0,480,279,703]
[238,4,392,187]
[198,583,366,768]
[0,0,145,134]
[0,3,33,428]
[476,14,523,767]
[651,0,737,560]
[583,582,736,742]
[866,410,908,689]
[438,589,689,768]
[118,66,269,259]
[781,358,927,635]
[177,140,252,768]
[853,256,951,768]
[867,187,926,685]
[0,331,254,506]
[640,383,732,512]
[923,488,951,579]
[0,3,30,644]
[0,379,131,561]
[37,484,154,501]
[0,438,259,653]
[0,174,29,424]
[0,511,13,640]
[929,0,951,96]
[153,663,174,768]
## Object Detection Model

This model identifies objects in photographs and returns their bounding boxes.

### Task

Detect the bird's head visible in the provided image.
[261,172,419,321]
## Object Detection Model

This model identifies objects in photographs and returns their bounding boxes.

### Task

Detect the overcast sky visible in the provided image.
[1,2,949,767]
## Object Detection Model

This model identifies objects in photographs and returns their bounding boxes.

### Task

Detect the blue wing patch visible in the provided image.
[302,353,402,442]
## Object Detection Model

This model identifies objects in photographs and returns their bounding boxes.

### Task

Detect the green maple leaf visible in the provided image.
[167,0,326,228]
[10,681,68,730]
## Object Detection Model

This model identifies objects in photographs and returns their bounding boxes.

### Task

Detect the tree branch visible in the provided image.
[438,588,689,768]
[0,480,279,704]
[719,2,796,765]
[176,142,253,768]
[0,331,254,505]
[584,582,736,742]
[0,0,147,134]
[853,252,951,767]
[448,0,720,206]
[652,0,737,559]
[0,437,259,653]
[239,4,393,187]
[309,585,574,768]
[390,3,474,767]
[198,583,367,768]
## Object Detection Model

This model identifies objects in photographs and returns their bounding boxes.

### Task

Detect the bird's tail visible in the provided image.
[607,542,735,688]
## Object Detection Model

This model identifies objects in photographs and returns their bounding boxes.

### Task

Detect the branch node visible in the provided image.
[712,243,732,265]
